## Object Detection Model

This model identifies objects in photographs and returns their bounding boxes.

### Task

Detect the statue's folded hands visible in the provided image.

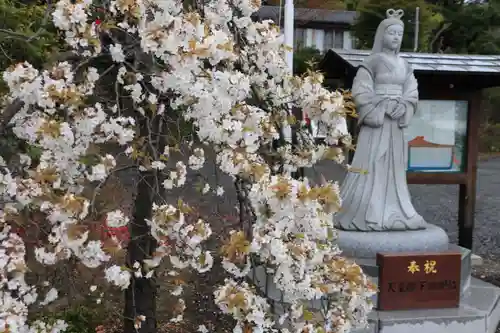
[387,102,406,119]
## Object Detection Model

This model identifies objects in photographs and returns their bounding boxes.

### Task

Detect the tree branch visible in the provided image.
[0,99,24,134]
[28,0,53,43]
[429,22,452,52]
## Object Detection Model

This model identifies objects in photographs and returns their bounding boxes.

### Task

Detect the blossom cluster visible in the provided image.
[0,0,376,331]
[219,175,376,332]
[146,202,213,273]
[0,226,67,332]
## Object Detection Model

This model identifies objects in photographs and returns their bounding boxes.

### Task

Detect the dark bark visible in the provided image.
[123,99,165,332]
[123,114,161,333]
[124,170,157,333]
[0,99,23,134]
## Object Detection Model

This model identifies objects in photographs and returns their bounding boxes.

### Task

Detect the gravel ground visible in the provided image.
[410,157,500,260]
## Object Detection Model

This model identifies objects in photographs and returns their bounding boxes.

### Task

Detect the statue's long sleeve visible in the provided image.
[352,66,385,128]
[399,68,419,128]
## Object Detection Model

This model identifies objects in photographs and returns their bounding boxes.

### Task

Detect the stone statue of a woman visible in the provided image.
[335,9,426,231]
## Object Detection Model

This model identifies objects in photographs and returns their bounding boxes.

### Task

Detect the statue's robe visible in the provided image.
[335,53,426,231]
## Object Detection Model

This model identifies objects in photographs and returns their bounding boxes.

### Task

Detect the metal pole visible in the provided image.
[284,0,294,72]
[414,7,420,52]
[283,0,294,143]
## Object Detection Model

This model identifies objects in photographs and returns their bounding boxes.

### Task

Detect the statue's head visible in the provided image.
[372,9,405,54]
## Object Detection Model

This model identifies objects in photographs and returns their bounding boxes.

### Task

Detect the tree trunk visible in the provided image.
[124,170,157,333]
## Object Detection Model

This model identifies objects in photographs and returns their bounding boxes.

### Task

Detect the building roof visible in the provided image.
[254,6,356,25]
[324,49,500,74]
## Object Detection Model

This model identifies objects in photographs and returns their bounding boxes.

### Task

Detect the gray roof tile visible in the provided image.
[328,49,500,74]
[254,6,356,25]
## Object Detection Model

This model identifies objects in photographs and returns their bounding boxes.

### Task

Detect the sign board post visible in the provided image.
[377,252,462,311]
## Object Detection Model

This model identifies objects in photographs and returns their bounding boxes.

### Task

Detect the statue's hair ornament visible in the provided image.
[386,8,404,19]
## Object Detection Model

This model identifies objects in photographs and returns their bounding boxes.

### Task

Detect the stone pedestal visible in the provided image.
[336,223,450,259]
[338,226,500,333]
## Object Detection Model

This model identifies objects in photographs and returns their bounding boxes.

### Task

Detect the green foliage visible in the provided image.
[0,0,60,69]
[344,0,361,10]
[431,1,500,54]
[293,47,322,75]
[0,0,67,166]
[480,88,500,124]
[352,0,500,54]
[352,0,443,52]
[35,305,107,333]
[0,128,23,160]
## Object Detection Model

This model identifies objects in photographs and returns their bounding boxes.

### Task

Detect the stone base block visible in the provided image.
[336,223,450,259]
[358,277,500,333]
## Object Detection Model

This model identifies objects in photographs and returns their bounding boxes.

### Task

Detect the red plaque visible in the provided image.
[377,251,461,311]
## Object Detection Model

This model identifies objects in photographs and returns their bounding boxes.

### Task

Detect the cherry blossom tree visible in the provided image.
[0,0,376,332]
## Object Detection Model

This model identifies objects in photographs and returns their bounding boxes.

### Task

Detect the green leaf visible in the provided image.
[303,309,314,321]
[199,252,206,265]
[78,154,100,166]
[26,145,42,160]
[327,228,335,240]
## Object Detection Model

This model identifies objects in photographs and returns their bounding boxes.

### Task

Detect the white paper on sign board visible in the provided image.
[404,100,468,172]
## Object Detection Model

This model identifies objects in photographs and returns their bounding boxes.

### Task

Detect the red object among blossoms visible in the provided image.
[101,223,130,245]
[95,19,101,25]
[304,114,311,126]
[12,226,25,237]
[90,215,130,246]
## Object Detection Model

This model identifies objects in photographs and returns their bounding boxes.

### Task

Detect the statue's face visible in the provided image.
[383,24,404,51]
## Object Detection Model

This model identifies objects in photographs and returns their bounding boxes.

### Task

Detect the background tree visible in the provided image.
[293,47,322,75]
[0,0,60,172]
[427,0,500,152]
[427,0,500,53]
[0,0,59,73]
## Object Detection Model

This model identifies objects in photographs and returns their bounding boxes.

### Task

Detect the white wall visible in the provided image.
[343,30,353,50]
[298,28,353,52]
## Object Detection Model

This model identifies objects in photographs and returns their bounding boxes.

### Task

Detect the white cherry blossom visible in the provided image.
[0,0,375,331]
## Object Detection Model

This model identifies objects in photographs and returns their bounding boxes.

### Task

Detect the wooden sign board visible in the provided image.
[377,252,461,311]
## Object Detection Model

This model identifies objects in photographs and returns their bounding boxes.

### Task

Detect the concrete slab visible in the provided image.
[379,317,485,333]
[470,277,500,333]
[351,323,377,333]
[487,296,500,333]
[363,277,500,333]
[461,285,500,313]
[472,253,484,267]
